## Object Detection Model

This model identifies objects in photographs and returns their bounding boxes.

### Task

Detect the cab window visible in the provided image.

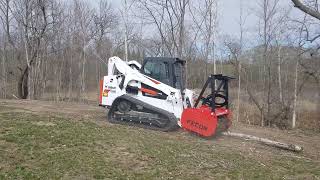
[143,61,170,85]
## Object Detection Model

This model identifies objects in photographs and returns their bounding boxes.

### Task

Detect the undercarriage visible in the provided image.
[108,95,178,132]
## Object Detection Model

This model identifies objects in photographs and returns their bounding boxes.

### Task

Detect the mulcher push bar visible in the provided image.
[194,74,234,111]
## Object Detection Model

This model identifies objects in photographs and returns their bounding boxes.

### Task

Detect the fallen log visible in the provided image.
[12,94,19,99]
[222,131,303,152]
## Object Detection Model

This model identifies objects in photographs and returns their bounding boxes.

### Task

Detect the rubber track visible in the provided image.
[107,95,178,132]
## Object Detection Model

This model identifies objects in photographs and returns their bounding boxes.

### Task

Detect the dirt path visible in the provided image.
[0,99,106,121]
[1,99,319,162]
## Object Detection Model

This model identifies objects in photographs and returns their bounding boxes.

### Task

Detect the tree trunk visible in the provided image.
[33,56,41,99]
[55,62,59,101]
[292,58,299,129]
[220,59,223,74]
[41,52,48,97]
[261,110,265,127]
[278,46,283,102]
[1,49,6,98]
[236,62,241,122]
[262,0,268,127]
[68,52,73,102]
[177,0,188,57]
[213,41,216,75]
[317,85,320,131]
[58,58,63,101]
[81,41,87,101]
[28,66,33,100]
[222,131,303,152]
[18,66,29,99]
[124,0,128,62]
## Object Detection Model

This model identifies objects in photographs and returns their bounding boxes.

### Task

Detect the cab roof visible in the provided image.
[144,57,186,64]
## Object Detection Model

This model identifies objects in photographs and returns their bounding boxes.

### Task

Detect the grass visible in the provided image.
[0,106,319,179]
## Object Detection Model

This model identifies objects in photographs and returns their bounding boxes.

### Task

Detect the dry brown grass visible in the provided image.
[297,100,320,131]
[231,98,319,131]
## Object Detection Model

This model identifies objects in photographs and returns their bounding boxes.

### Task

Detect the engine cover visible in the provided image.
[180,106,218,137]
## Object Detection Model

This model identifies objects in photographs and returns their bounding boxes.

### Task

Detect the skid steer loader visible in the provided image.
[99,56,233,137]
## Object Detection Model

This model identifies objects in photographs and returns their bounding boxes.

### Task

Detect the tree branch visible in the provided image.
[292,0,320,20]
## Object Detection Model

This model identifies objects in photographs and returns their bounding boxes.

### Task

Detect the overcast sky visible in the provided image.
[108,0,297,36]
[219,0,251,36]
[103,0,306,50]
[219,0,297,33]
[219,0,299,41]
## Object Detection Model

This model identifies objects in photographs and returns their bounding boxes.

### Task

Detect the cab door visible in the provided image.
[141,60,172,86]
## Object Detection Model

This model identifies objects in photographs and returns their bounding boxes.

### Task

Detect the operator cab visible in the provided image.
[141,57,186,90]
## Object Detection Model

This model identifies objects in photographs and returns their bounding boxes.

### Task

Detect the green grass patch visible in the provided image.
[0,111,319,179]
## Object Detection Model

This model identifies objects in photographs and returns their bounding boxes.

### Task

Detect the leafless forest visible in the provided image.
[0,0,319,130]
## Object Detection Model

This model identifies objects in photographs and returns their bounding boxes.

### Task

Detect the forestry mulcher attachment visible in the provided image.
[99,56,233,137]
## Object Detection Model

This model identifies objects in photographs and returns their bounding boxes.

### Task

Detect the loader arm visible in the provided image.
[107,57,180,101]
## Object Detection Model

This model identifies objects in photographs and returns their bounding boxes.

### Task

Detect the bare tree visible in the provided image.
[135,0,190,57]
[189,0,218,80]
[0,0,11,98]
[92,0,117,97]
[0,0,14,47]
[254,0,293,126]
[11,0,51,99]
[0,48,6,98]
[236,0,246,123]
[291,0,320,124]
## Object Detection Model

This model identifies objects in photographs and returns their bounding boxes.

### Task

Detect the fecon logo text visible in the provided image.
[186,119,208,131]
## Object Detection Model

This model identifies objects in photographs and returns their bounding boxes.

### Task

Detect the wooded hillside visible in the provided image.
[0,0,319,130]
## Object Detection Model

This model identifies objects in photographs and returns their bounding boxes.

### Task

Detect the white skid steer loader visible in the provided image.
[99,56,233,137]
